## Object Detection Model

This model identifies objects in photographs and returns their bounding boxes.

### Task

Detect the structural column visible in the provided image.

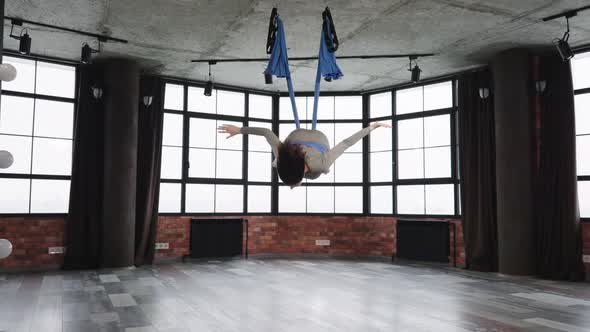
[101,59,139,268]
[491,49,535,275]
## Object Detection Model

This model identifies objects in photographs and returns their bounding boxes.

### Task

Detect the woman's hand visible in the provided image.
[218,124,241,139]
[370,122,393,129]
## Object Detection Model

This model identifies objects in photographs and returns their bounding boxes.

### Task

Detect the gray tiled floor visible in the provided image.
[1,258,590,331]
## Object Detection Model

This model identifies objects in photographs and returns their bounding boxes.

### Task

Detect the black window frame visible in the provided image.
[161,77,460,218]
[0,50,79,217]
[159,79,275,216]
[573,49,590,222]
[367,78,460,219]
[276,91,366,215]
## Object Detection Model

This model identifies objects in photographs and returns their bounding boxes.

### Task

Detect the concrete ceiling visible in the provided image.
[4,0,590,92]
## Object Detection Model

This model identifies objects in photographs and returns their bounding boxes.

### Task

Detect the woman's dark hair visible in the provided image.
[277,142,305,186]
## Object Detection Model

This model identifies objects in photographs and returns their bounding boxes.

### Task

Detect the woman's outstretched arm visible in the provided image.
[218,124,281,163]
[324,122,392,166]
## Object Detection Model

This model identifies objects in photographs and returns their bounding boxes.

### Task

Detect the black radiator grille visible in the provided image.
[396,220,449,263]
[190,219,244,258]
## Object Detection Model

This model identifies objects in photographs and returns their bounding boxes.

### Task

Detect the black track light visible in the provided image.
[408,56,421,83]
[555,39,574,61]
[81,43,100,64]
[264,72,273,84]
[204,80,213,97]
[411,65,421,83]
[81,44,92,64]
[10,20,32,55]
[204,63,214,97]
[19,32,31,55]
[554,15,575,62]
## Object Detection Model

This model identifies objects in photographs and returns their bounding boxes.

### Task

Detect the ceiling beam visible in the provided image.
[4,16,128,43]
[191,53,436,64]
[542,5,590,22]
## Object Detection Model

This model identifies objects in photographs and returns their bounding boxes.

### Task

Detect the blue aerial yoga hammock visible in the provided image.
[265,8,342,131]
[264,15,301,128]
[311,9,343,130]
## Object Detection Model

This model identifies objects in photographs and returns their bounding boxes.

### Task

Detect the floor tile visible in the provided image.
[99,274,121,283]
[90,312,120,324]
[63,320,122,332]
[108,294,137,307]
[125,326,157,332]
[63,302,91,322]
[115,306,151,328]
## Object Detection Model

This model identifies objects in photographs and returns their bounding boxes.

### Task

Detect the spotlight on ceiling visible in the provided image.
[411,65,422,83]
[204,62,214,97]
[81,44,92,64]
[555,38,574,62]
[19,32,31,55]
[408,56,421,83]
[554,14,576,62]
[81,41,102,64]
[9,20,32,55]
[81,44,93,64]
[264,72,273,85]
[204,80,213,97]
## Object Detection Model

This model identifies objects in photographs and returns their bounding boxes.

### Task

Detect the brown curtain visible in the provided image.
[63,65,104,269]
[134,76,164,266]
[458,70,498,272]
[535,55,585,280]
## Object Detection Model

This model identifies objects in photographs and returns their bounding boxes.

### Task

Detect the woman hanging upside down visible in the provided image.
[218,122,392,187]
[218,9,390,187]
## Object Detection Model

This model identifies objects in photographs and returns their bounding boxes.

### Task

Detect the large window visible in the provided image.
[0,55,76,214]
[278,96,364,214]
[159,82,273,214]
[160,87,366,215]
[159,80,458,217]
[572,51,590,219]
[368,81,459,216]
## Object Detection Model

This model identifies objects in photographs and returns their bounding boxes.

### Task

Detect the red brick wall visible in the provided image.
[0,217,65,269]
[156,216,465,265]
[156,216,396,258]
[10,215,590,273]
[157,216,191,258]
[247,216,395,256]
[450,220,465,267]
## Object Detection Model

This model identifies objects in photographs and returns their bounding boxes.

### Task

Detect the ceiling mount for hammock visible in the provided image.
[264,7,343,130]
[322,7,339,53]
[266,8,278,55]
